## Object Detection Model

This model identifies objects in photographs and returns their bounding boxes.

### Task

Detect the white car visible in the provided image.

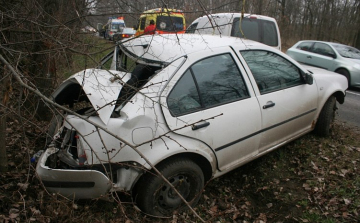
[36,34,347,216]
[186,13,281,50]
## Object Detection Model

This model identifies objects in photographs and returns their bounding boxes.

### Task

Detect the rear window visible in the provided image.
[231,17,278,47]
[156,16,184,31]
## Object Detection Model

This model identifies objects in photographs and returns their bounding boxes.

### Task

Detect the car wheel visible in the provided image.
[314,96,336,137]
[335,69,350,87]
[135,157,204,216]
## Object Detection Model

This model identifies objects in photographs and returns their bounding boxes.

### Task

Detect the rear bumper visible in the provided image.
[36,147,112,199]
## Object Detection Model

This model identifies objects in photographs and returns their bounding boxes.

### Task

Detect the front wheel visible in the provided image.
[135,157,204,216]
[314,96,336,137]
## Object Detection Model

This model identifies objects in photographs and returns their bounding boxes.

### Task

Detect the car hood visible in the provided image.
[52,69,130,124]
[302,65,342,76]
[302,65,348,90]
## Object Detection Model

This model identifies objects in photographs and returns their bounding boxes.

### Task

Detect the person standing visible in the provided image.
[144,20,156,35]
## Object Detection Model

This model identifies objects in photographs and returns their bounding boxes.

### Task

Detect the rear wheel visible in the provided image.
[335,68,350,87]
[314,96,336,137]
[135,157,204,216]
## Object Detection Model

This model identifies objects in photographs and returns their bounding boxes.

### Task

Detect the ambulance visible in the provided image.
[104,17,126,40]
[135,8,186,36]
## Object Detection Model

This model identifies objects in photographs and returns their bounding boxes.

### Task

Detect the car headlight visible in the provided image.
[354,64,360,70]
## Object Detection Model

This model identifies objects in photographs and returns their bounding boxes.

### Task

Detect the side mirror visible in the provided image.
[304,73,313,85]
[327,52,337,59]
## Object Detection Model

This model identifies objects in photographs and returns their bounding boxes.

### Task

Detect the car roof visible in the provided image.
[195,13,277,22]
[296,40,345,46]
[119,34,264,66]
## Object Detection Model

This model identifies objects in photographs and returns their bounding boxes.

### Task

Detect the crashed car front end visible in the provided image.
[36,69,147,199]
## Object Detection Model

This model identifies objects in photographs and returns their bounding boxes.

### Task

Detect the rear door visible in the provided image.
[160,48,262,171]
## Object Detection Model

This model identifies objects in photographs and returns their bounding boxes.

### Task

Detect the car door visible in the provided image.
[239,49,318,153]
[287,41,315,64]
[307,42,337,70]
[160,49,262,171]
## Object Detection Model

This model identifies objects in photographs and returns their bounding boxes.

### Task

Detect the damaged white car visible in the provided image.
[36,34,347,216]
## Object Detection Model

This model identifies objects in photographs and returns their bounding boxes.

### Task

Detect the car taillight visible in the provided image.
[249,15,257,19]
[122,34,129,38]
[75,135,87,166]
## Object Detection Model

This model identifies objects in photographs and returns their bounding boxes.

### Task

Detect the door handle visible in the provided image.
[307,56,312,59]
[192,122,210,130]
[263,101,275,109]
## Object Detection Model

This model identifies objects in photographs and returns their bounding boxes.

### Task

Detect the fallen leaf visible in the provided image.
[311,161,319,170]
[17,183,29,191]
[266,203,273,208]
[343,198,351,205]
[9,213,19,219]
[210,205,218,212]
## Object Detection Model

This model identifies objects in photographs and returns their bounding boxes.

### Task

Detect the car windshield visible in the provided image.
[332,44,360,59]
[111,23,125,30]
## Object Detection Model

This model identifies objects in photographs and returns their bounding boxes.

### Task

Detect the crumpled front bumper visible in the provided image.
[36,147,112,199]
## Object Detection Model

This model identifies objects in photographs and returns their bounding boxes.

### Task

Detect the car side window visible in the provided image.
[140,17,146,30]
[167,54,249,116]
[241,50,303,94]
[296,42,313,51]
[185,22,198,33]
[311,43,335,57]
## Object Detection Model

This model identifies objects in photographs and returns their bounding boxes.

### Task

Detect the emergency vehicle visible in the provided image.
[104,17,126,40]
[135,8,186,36]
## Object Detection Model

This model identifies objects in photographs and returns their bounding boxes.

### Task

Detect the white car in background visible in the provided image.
[186,13,281,50]
[36,34,347,216]
[286,40,360,87]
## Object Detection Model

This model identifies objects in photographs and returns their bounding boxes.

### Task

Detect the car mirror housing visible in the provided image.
[328,52,337,58]
[305,73,314,85]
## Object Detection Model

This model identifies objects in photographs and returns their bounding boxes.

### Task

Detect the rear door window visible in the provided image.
[167,54,249,116]
[296,42,314,51]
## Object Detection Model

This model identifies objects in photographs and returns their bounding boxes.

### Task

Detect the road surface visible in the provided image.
[337,88,360,128]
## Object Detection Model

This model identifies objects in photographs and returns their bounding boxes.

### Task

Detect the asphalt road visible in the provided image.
[337,88,360,128]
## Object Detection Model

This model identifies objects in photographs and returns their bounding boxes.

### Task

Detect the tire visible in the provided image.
[314,96,336,137]
[135,157,204,216]
[335,69,350,87]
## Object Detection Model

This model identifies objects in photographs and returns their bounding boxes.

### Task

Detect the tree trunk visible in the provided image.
[0,64,9,172]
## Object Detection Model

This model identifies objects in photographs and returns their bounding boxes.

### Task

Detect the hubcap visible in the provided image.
[158,174,191,209]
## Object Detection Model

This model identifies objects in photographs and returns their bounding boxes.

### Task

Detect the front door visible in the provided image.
[239,50,318,153]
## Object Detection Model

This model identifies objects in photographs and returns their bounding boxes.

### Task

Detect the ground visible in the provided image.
[1,117,360,223]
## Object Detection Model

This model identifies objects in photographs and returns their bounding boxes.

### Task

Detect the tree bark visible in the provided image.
[0,64,9,172]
